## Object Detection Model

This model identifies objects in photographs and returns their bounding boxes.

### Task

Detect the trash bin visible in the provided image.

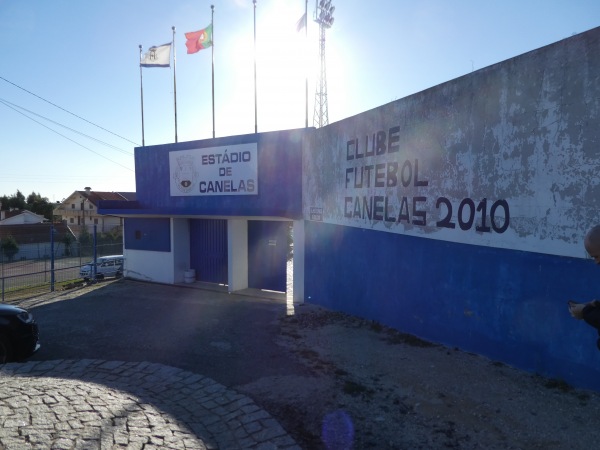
[184,269,196,283]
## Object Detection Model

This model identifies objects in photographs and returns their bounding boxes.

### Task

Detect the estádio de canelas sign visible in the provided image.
[169,143,258,197]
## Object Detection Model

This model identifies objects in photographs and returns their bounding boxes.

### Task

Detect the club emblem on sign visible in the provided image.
[173,155,198,193]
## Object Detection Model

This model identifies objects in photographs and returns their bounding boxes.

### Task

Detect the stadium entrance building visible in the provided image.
[100,130,305,301]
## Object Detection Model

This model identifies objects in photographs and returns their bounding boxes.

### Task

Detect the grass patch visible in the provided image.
[284,331,303,340]
[342,380,372,397]
[334,368,348,377]
[298,348,320,360]
[369,321,383,333]
[577,392,590,402]
[385,331,437,348]
[544,378,573,393]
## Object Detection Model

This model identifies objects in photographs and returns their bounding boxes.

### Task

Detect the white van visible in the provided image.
[80,255,124,281]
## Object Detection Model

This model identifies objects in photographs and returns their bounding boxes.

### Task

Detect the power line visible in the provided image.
[0,98,133,156]
[0,175,130,183]
[0,100,133,172]
[0,75,140,147]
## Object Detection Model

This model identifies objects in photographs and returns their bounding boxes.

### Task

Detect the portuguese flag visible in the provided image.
[185,24,213,54]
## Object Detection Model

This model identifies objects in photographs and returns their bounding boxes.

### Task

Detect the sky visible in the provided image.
[0,0,598,203]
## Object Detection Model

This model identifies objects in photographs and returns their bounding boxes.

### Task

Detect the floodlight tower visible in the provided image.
[313,0,335,128]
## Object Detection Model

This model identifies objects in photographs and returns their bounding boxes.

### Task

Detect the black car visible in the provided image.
[0,304,40,363]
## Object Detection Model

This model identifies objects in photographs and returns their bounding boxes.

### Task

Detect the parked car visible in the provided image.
[0,304,40,363]
[80,255,124,281]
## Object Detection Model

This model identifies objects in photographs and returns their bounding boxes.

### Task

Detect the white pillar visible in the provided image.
[292,220,305,304]
[228,219,248,292]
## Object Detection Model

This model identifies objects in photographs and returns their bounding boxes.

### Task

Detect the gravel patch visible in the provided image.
[238,304,600,449]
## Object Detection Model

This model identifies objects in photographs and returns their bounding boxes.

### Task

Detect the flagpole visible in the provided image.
[139,45,145,147]
[211,4,215,139]
[253,0,258,134]
[172,26,178,143]
[304,0,308,128]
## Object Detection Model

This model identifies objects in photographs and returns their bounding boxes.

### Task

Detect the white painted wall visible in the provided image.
[124,249,175,284]
[228,219,248,292]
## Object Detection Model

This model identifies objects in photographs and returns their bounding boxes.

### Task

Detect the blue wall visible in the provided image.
[305,221,600,390]
[133,130,303,218]
[124,218,171,252]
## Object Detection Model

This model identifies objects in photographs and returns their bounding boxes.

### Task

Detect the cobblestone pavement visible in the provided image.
[0,359,300,450]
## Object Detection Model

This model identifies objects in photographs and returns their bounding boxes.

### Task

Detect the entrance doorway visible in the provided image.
[248,220,290,292]
[190,219,228,284]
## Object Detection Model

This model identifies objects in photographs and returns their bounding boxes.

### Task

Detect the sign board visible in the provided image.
[169,143,258,196]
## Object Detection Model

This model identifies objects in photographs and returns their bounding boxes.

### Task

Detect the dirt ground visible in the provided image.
[240,303,600,449]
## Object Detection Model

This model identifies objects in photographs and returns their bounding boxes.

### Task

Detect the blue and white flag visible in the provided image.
[140,42,171,68]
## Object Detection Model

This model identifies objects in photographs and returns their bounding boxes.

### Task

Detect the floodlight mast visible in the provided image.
[313,0,335,128]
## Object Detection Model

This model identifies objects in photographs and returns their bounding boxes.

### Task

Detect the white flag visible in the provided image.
[296,12,307,32]
[140,42,171,68]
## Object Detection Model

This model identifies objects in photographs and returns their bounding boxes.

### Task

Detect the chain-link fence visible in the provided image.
[0,224,122,303]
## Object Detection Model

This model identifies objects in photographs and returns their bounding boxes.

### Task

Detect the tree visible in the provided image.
[6,190,26,210]
[0,191,24,211]
[0,190,54,221]
[26,191,53,221]
[0,235,19,262]
[78,228,93,256]
[61,233,73,257]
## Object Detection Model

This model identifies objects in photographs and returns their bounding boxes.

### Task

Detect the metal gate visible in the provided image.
[190,219,228,284]
[248,220,289,292]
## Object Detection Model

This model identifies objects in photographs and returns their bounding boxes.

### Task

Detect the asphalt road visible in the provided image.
[27,279,311,388]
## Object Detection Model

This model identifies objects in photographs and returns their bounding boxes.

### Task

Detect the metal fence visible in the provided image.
[0,226,122,303]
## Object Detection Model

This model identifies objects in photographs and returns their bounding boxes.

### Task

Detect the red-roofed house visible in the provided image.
[0,210,47,225]
[53,187,136,235]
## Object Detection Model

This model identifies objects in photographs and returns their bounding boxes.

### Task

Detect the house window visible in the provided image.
[70,218,74,224]
[71,204,75,209]
[89,204,93,209]
[94,219,98,224]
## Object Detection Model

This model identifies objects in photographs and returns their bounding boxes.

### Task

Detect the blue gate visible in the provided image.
[248,221,289,292]
[190,219,228,284]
